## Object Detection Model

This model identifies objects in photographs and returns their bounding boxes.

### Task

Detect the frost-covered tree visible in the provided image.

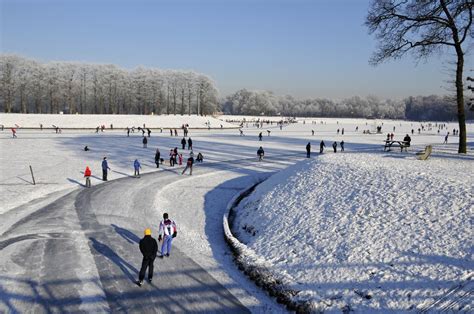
[222,88,473,121]
[366,0,473,153]
[0,54,220,115]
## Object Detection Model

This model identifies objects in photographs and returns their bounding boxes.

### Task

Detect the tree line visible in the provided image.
[221,89,472,121]
[0,54,219,115]
[1,54,471,122]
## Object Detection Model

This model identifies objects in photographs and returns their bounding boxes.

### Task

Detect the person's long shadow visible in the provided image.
[111,224,140,244]
[111,169,135,178]
[67,178,85,187]
[89,237,138,282]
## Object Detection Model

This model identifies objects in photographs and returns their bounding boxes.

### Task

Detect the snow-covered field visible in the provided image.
[232,153,473,312]
[0,113,472,312]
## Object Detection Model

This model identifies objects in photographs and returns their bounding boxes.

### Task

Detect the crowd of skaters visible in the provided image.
[83,128,203,187]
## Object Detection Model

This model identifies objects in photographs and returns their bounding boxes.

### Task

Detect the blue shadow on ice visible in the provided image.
[111,224,140,244]
[89,237,138,282]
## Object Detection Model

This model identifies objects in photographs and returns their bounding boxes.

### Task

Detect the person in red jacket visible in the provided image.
[84,166,92,188]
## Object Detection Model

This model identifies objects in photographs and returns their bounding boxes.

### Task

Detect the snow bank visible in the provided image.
[224,182,323,312]
[232,152,473,312]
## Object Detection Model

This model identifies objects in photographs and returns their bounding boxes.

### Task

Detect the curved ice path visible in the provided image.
[0,153,304,313]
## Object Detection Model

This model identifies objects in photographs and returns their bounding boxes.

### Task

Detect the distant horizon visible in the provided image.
[2,0,470,99]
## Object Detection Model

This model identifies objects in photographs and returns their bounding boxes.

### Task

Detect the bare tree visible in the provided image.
[366,0,472,153]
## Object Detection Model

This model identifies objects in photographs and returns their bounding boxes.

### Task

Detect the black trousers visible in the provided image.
[102,170,107,181]
[139,257,155,281]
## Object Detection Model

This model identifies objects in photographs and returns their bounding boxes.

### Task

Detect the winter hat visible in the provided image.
[144,228,151,235]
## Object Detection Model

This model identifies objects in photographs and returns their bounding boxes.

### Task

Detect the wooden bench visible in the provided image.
[416,145,432,160]
[384,140,409,152]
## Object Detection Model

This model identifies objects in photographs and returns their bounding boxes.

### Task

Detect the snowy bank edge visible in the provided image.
[222,180,320,313]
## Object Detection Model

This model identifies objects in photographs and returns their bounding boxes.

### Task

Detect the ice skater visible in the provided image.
[11,128,17,138]
[102,157,110,181]
[257,146,264,161]
[187,137,193,150]
[158,213,177,258]
[84,166,92,188]
[306,142,311,158]
[134,159,141,177]
[169,149,175,167]
[154,149,161,168]
[340,140,344,152]
[332,141,337,153]
[181,137,186,150]
[320,140,325,153]
[182,155,194,175]
[137,228,158,286]
[142,136,148,148]
[196,152,203,163]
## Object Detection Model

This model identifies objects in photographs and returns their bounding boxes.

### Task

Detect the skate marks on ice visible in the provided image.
[0,171,248,313]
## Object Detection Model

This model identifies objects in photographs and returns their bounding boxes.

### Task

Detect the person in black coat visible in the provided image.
[320,140,325,154]
[181,137,186,150]
[403,134,411,146]
[306,142,311,158]
[187,137,193,150]
[143,136,148,148]
[257,146,264,161]
[332,141,337,153]
[137,229,158,286]
[154,149,161,168]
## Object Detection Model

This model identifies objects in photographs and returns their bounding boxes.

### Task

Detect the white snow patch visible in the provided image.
[233,152,473,312]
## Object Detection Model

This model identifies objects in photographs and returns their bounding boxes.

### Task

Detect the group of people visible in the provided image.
[180,137,193,150]
[137,213,178,286]
[304,140,345,156]
[83,148,204,186]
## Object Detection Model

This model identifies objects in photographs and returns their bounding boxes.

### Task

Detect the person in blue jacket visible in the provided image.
[102,157,110,181]
[134,159,141,177]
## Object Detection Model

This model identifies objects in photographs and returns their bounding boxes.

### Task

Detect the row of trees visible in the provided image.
[0,54,219,115]
[221,89,470,121]
[2,54,469,121]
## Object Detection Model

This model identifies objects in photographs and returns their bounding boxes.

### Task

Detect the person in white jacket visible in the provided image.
[158,213,177,257]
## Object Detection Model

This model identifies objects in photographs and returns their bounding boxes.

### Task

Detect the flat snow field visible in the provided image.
[0,113,473,313]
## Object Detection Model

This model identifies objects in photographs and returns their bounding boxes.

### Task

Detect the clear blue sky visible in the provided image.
[1,0,464,99]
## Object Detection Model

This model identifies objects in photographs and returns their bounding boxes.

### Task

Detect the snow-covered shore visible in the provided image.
[232,151,473,312]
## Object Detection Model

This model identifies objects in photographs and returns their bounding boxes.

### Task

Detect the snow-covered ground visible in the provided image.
[232,153,473,312]
[0,113,472,312]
